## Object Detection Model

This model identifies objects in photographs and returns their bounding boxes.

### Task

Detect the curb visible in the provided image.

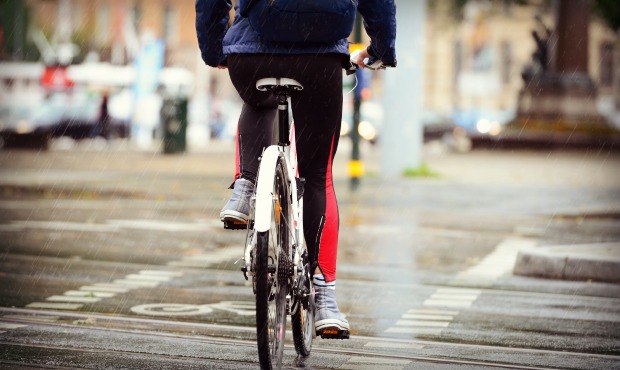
[513,242,620,283]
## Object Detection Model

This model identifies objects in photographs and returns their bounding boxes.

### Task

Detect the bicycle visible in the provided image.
[224,77,318,369]
[223,56,381,368]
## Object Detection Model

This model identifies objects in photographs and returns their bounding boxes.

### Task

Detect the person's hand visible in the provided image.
[352,48,371,69]
[216,65,227,70]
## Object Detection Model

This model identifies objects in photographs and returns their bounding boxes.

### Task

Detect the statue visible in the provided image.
[522,15,552,82]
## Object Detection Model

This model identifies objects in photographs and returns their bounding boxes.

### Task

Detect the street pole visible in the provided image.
[350,14,363,191]
[382,0,427,178]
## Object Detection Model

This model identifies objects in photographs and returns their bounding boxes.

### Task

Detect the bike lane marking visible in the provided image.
[423,288,481,308]
[450,236,538,286]
[384,237,537,337]
[130,301,255,317]
[23,244,240,313]
[25,269,179,311]
[385,307,460,336]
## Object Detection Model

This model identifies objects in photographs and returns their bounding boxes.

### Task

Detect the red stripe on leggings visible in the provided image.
[318,134,338,282]
[234,125,240,180]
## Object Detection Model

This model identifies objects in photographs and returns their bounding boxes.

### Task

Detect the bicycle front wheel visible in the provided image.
[255,158,292,370]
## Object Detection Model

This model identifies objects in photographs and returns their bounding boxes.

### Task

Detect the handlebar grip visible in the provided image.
[364,57,385,70]
[349,50,389,71]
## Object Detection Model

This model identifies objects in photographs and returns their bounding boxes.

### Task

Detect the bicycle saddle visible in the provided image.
[256,78,304,92]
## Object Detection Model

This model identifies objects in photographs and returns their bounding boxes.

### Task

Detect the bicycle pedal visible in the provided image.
[223,220,250,230]
[318,329,350,340]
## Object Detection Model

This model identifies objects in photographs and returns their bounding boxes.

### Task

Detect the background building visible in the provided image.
[2,0,618,135]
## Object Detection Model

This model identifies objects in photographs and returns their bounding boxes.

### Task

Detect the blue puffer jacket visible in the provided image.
[195,0,397,68]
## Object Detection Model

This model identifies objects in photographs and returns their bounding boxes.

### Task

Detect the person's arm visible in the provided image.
[357,0,397,67]
[195,0,233,68]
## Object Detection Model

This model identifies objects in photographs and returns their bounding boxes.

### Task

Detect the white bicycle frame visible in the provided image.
[243,78,305,282]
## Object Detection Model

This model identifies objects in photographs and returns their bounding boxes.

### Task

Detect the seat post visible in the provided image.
[276,93,290,147]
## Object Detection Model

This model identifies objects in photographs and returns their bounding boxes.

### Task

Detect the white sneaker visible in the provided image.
[314,286,349,332]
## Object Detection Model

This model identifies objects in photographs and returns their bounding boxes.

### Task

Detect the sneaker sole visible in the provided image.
[315,319,349,331]
[219,210,249,223]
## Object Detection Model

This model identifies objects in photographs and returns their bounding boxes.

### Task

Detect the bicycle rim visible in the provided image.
[292,256,314,357]
[255,159,291,370]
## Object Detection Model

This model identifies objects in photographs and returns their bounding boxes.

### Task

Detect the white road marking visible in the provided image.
[428,293,479,301]
[452,237,538,286]
[113,279,160,287]
[385,243,503,337]
[402,313,454,321]
[80,284,130,293]
[130,303,215,316]
[21,242,236,317]
[408,308,459,315]
[0,322,28,330]
[385,305,460,336]
[339,356,410,370]
[384,327,444,335]
[26,302,83,310]
[63,291,116,298]
[423,299,472,308]
[139,270,183,277]
[363,341,425,350]
[394,320,450,327]
[125,274,171,282]
[46,296,101,304]
[386,292,474,337]
[436,288,481,295]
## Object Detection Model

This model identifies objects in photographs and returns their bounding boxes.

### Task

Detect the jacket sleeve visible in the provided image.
[357,0,397,66]
[195,0,233,67]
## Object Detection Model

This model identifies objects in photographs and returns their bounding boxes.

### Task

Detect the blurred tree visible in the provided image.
[450,0,619,33]
[0,0,40,62]
[592,0,620,32]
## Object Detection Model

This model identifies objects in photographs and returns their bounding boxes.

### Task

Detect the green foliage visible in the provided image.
[0,0,40,61]
[592,0,620,32]
[402,164,441,178]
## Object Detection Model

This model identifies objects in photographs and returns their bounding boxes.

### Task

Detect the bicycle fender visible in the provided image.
[254,146,282,233]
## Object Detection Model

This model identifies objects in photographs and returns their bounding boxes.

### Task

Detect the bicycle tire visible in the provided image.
[291,254,314,357]
[255,158,291,370]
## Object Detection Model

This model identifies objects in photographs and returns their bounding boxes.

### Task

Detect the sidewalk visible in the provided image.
[513,242,620,283]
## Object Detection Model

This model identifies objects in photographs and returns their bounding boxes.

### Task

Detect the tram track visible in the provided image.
[2,307,618,369]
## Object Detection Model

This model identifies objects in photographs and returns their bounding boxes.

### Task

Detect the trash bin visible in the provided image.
[161,97,188,154]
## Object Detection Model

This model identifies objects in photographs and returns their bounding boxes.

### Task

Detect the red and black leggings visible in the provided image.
[228,53,343,282]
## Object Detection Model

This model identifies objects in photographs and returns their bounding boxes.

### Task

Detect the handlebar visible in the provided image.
[348,50,393,74]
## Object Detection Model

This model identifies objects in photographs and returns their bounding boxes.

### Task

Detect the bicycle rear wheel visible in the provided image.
[291,251,314,357]
[255,158,292,370]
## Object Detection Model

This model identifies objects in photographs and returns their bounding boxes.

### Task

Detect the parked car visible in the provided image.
[421,110,459,143]
[452,108,516,139]
[0,96,130,149]
[340,101,383,144]
[0,103,58,149]
[341,103,459,146]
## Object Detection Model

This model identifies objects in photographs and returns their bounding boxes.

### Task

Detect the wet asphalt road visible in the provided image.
[0,140,619,369]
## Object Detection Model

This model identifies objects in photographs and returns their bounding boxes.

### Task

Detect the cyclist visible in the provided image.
[196,0,396,336]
